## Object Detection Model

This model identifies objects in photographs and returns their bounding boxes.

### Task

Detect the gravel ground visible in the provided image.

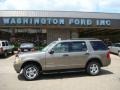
[0,54,120,90]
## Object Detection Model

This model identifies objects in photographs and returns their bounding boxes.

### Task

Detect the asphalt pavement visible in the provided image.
[0,54,120,90]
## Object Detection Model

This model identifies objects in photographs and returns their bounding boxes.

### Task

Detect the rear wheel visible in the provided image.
[86,62,100,76]
[23,64,40,80]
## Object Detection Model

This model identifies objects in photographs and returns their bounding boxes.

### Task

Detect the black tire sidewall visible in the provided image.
[86,62,100,76]
[23,64,40,80]
[3,52,8,58]
[11,50,14,55]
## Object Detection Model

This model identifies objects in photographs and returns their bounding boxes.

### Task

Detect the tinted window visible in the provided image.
[90,41,108,51]
[115,44,120,47]
[53,42,69,53]
[70,42,87,52]
[2,42,5,46]
[5,42,8,46]
[20,43,34,48]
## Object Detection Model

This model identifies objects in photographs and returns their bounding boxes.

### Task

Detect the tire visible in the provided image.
[86,62,100,76]
[22,64,40,80]
[11,50,14,55]
[3,51,8,58]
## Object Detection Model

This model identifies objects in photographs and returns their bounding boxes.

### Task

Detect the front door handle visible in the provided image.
[63,54,69,56]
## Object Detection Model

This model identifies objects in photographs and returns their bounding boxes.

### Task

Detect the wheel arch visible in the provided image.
[86,58,103,68]
[21,61,42,71]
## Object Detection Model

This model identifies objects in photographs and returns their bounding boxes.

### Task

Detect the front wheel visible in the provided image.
[22,64,40,80]
[86,62,100,76]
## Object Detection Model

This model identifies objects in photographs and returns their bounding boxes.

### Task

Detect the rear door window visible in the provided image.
[70,41,87,52]
[90,41,108,51]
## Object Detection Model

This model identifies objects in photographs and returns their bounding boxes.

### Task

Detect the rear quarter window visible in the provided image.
[90,41,108,51]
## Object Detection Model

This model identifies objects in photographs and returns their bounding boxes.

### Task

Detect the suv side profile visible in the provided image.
[14,38,111,80]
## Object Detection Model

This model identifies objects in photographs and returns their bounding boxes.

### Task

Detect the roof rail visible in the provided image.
[70,38,100,40]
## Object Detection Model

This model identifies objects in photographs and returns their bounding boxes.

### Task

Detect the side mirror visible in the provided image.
[49,50,54,54]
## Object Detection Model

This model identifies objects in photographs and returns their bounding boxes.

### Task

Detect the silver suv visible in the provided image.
[14,38,111,80]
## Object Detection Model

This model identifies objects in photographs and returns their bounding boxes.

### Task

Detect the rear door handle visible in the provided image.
[63,54,69,56]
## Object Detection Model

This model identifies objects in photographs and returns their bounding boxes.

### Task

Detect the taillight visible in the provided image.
[107,51,110,60]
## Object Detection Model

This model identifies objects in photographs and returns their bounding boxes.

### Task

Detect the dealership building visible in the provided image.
[0,10,120,45]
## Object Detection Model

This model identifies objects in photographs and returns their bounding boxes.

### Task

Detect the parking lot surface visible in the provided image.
[0,54,120,90]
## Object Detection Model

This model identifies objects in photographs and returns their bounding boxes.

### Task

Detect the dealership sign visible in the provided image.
[0,17,111,27]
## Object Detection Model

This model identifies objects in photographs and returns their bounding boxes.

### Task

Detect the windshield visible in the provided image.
[42,41,57,52]
[20,43,34,48]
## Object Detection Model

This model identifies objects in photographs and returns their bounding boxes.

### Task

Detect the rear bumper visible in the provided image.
[102,59,111,67]
[20,48,33,52]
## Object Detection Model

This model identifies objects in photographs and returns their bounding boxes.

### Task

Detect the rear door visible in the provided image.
[66,41,89,68]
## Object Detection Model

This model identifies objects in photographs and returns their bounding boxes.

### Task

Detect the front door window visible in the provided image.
[52,42,69,53]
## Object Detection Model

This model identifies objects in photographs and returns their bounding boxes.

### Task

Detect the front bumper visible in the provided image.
[13,57,23,73]
[13,63,21,73]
